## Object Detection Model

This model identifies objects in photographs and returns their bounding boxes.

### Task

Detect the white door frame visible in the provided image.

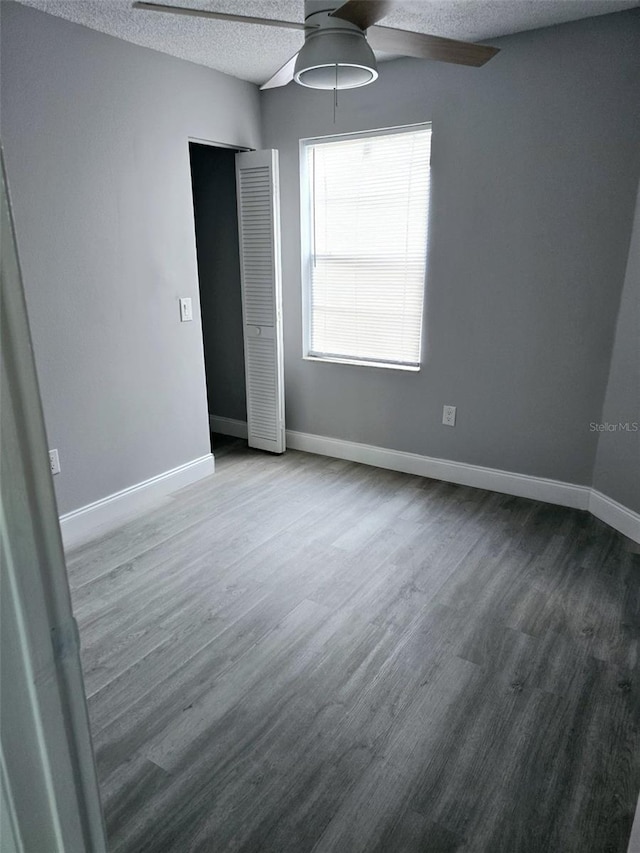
[1,150,106,852]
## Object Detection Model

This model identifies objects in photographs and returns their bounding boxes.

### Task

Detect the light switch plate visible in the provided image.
[179,297,193,322]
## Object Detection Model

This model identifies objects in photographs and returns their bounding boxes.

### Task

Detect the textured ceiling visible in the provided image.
[15,0,640,85]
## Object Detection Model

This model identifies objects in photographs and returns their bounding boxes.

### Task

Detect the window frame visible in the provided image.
[299,122,432,372]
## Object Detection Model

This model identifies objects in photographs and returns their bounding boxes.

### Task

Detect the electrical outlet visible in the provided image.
[179,297,193,322]
[49,449,61,475]
[442,405,457,427]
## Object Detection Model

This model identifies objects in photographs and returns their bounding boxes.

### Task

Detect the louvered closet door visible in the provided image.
[236,150,285,453]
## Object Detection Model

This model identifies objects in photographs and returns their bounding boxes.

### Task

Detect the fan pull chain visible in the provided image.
[333,63,338,123]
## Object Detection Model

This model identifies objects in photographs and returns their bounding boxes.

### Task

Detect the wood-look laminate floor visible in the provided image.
[66,437,640,853]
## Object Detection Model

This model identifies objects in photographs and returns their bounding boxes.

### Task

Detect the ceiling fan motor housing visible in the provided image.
[294,1,378,89]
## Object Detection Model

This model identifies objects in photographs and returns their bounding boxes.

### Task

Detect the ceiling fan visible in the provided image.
[133,0,500,91]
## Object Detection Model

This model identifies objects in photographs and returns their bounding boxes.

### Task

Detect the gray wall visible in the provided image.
[2,2,638,517]
[593,182,640,514]
[261,10,640,486]
[189,144,247,423]
[1,2,261,514]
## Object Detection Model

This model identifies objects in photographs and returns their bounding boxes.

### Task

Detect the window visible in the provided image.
[301,123,431,370]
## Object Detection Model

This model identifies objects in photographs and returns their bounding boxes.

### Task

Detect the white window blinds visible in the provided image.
[304,124,431,369]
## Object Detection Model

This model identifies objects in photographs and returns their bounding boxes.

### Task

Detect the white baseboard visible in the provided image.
[71,422,637,547]
[59,454,215,550]
[285,429,640,545]
[589,490,640,544]
[209,415,248,440]
[286,430,591,510]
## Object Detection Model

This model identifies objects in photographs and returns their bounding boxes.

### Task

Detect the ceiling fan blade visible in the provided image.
[368,26,499,67]
[330,0,393,30]
[132,2,308,31]
[260,53,298,91]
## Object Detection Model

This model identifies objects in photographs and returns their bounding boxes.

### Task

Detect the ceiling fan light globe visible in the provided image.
[293,30,378,90]
[295,63,377,90]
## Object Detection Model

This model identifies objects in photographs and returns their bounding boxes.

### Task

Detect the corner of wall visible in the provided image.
[591,176,640,516]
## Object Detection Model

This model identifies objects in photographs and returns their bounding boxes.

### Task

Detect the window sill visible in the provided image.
[303,355,420,372]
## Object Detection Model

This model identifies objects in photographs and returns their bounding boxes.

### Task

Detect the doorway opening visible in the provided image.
[188,141,247,453]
